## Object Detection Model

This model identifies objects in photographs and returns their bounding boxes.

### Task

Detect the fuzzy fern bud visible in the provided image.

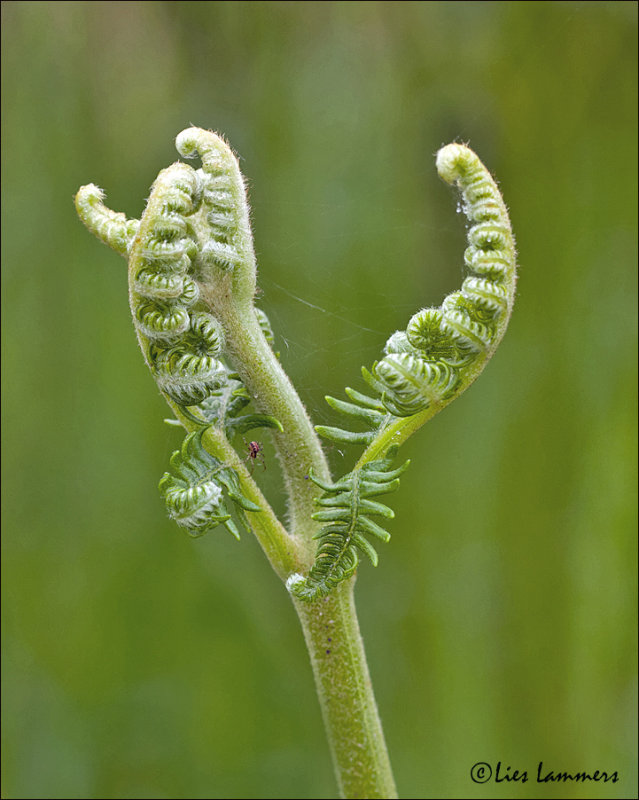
[74,128,272,420]
[159,428,261,540]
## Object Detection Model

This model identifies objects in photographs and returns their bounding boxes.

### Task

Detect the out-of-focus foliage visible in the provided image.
[2,2,636,798]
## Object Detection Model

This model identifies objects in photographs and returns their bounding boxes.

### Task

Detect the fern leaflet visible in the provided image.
[315,387,396,446]
[288,449,409,601]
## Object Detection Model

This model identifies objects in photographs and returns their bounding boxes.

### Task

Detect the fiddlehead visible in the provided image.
[126,161,233,413]
[292,143,517,601]
[329,144,516,431]
[377,144,515,410]
[159,428,261,540]
[288,450,409,601]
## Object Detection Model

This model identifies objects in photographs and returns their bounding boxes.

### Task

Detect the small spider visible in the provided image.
[244,439,266,473]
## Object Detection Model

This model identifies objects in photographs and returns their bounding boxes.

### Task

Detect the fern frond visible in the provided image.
[76,140,283,552]
[288,450,409,601]
[76,128,284,452]
[319,143,516,434]
[369,145,516,417]
[116,160,234,413]
[159,428,261,540]
[301,144,516,599]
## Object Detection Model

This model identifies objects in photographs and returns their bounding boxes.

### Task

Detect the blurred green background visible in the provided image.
[2,2,637,798]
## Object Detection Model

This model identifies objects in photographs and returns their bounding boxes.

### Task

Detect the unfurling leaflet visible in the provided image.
[293,143,517,600]
[159,429,261,540]
[316,388,394,447]
[288,450,410,601]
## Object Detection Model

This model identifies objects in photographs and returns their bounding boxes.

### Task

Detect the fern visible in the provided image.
[75,129,517,798]
[288,449,409,601]
[75,131,515,604]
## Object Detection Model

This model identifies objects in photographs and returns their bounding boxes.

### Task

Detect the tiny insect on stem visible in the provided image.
[243,438,266,473]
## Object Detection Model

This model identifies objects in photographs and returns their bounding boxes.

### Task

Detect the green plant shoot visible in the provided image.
[75,128,517,799]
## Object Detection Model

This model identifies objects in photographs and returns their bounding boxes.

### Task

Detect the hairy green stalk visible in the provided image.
[293,583,396,799]
[75,128,516,799]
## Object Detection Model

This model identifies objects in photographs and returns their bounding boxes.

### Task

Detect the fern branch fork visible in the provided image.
[75,128,516,799]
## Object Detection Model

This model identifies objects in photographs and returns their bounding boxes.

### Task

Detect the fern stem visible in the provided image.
[207,293,332,543]
[198,422,303,578]
[292,580,397,799]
